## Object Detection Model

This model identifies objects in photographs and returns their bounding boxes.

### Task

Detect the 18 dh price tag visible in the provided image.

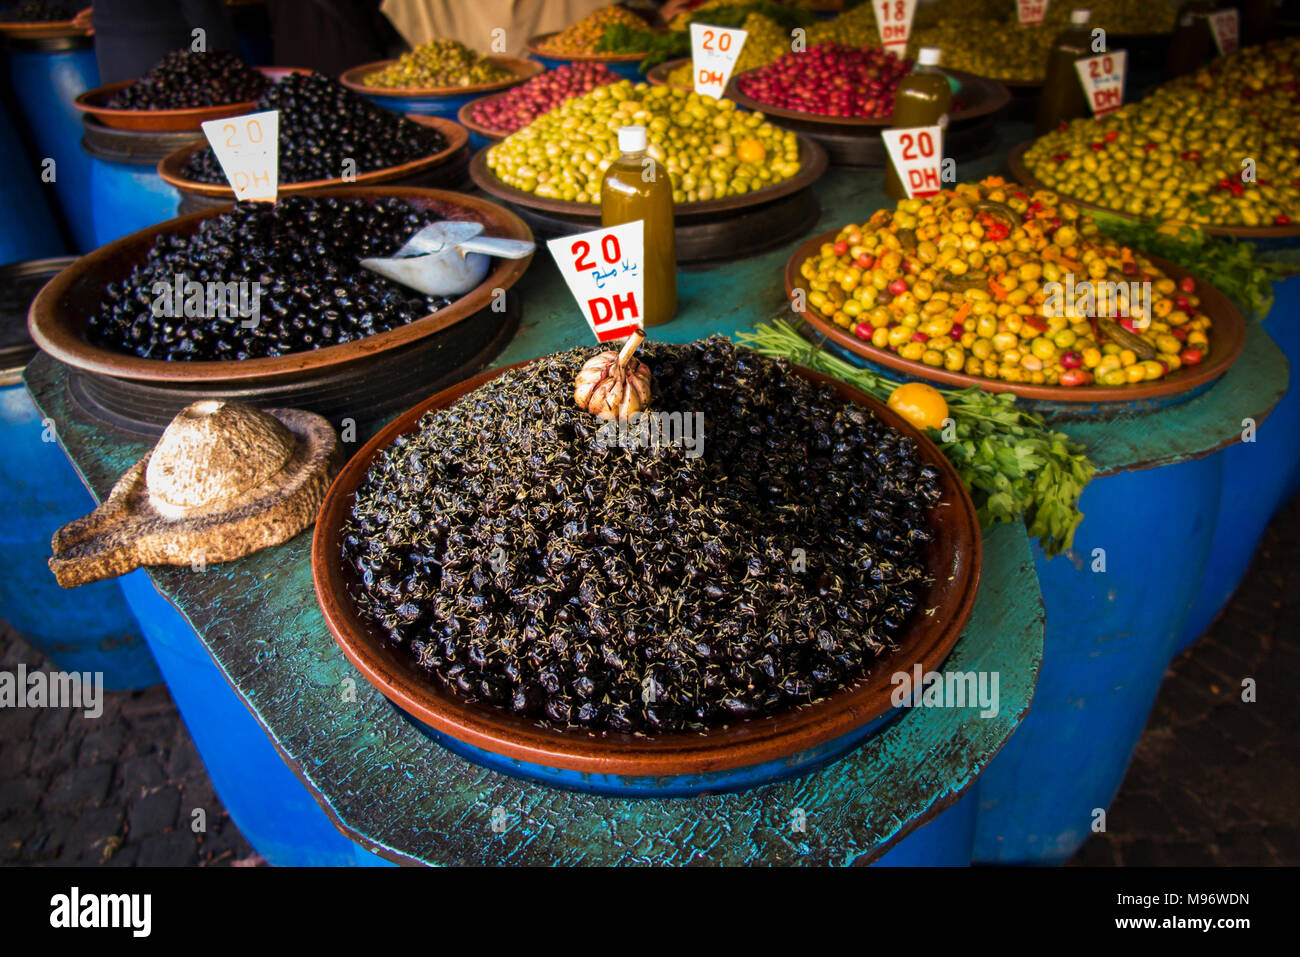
[1017,0,1049,25]
[547,221,645,343]
[1075,50,1127,117]
[690,23,747,99]
[874,0,917,53]
[1207,9,1239,56]
[881,125,944,198]
[201,110,279,202]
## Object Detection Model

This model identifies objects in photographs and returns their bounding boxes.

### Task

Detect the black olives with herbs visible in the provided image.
[0,2,73,21]
[87,196,454,362]
[106,51,270,111]
[181,72,448,185]
[343,338,944,734]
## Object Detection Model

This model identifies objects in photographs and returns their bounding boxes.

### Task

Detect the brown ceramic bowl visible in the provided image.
[525,32,651,64]
[339,55,543,99]
[455,93,513,142]
[156,115,469,198]
[728,67,1011,130]
[784,227,1246,403]
[73,66,304,133]
[644,56,692,89]
[469,132,828,218]
[0,7,89,38]
[27,186,533,386]
[1007,140,1300,240]
[312,359,982,779]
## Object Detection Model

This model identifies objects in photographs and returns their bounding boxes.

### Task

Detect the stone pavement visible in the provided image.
[2,498,1297,867]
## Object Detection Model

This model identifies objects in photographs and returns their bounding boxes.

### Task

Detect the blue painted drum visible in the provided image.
[0,103,65,263]
[1175,274,1300,655]
[112,570,391,866]
[80,118,191,248]
[4,34,100,253]
[873,789,977,866]
[973,456,1223,863]
[1,258,157,690]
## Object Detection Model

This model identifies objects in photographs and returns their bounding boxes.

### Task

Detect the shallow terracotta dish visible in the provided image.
[312,360,982,783]
[0,6,88,38]
[1007,140,1300,241]
[525,33,651,64]
[28,186,532,386]
[156,115,468,198]
[73,66,303,133]
[784,227,1247,404]
[339,56,543,98]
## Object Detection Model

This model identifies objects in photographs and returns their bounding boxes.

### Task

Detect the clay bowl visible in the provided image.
[1007,140,1300,241]
[784,227,1247,411]
[339,55,543,100]
[156,115,469,199]
[27,185,533,387]
[455,92,514,143]
[644,56,692,90]
[0,6,89,38]
[73,66,304,133]
[524,33,651,79]
[312,359,982,795]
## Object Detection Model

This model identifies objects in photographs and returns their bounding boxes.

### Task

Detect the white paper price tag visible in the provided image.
[547,221,645,343]
[881,125,944,198]
[1075,50,1127,118]
[1016,0,1049,25]
[201,110,279,202]
[1207,9,1239,56]
[874,0,917,52]
[689,22,747,98]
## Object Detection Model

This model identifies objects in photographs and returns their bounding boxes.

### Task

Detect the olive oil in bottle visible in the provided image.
[600,125,677,327]
[884,47,952,201]
[1036,9,1094,135]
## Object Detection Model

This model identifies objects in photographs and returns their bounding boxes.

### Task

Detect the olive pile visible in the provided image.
[362,38,513,90]
[182,72,448,185]
[536,5,650,55]
[1025,39,1300,227]
[344,337,942,733]
[107,51,270,111]
[0,1,73,21]
[486,80,799,204]
[88,196,454,361]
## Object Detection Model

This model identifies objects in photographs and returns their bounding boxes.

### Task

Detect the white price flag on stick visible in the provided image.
[690,22,747,98]
[201,110,279,202]
[874,0,917,53]
[1075,50,1127,117]
[881,125,944,198]
[547,221,645,343]
[1017,0,1049,25]
[1208,9,1239,56]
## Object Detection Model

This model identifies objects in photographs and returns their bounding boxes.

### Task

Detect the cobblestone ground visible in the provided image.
[2,498,1297,867]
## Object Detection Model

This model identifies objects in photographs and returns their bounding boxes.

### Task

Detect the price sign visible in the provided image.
[201,110,279,202]
[547,221,645,342]
[1207,9,1239,56]
[881,125,944,198]
[1016,0,1049,25]
[689,22,747,98]
[1075,50,1127,117]
[873,0,917,53]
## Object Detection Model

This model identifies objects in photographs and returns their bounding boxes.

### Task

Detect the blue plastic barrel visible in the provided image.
[1175,274,1300,654]
[4,33,100,253]
[973,457,1222,863]
[873,791,977,866]
[0,102,64,263]
[80,117,192,248]
[0,259,157,690]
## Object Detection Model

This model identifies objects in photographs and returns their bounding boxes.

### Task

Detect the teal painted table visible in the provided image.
[23,124,1287,864]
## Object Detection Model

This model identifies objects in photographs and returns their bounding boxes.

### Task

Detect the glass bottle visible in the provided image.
[600,125,677,327]
[1036,9,1094,135]
[884,47,953,201]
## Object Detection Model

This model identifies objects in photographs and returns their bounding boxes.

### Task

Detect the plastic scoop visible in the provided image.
[360,221,534,297]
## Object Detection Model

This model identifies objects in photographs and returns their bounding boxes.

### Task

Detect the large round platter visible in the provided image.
[784,226,1247,407]
[0,6,88,38]
[1007,140,1300,241]
[28,186,532,387]
[455,91,515,143]
[156,115,469,200]
[73,66,301,133]
[339,55,543,99]
[312,359,981,789]
[469,134,828,262]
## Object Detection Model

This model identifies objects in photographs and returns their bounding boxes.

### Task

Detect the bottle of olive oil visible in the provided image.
[1035,9,1094,135]
[600,125,677,327]
[884,47,952,201]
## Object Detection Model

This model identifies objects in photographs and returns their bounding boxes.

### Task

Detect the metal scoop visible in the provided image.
[360,221,534,297]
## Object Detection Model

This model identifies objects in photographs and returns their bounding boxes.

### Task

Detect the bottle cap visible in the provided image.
[1071,9,1091,24]
[916,47,942,66]
[618,125,647,153]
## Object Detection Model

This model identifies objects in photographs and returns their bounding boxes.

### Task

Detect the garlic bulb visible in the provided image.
[574,331,652,420]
